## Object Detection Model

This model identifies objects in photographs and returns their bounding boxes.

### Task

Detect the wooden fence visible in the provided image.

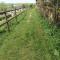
[0,8,26,32]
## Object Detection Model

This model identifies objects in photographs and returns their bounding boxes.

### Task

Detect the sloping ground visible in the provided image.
[0,8,60,60]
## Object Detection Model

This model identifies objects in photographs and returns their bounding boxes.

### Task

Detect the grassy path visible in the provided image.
[0,8,59,60]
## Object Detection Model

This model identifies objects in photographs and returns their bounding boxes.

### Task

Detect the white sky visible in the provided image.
[0,0,36,3]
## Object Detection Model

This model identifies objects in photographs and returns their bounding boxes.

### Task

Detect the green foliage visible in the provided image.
[0,2,7,11]
[0,16,5,21]
[18,3,35,9]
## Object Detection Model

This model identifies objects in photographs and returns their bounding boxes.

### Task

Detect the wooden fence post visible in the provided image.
[15,8,18,23]
[5,11,10,32]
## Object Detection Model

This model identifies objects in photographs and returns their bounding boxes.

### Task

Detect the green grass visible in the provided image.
[0,8,60,60]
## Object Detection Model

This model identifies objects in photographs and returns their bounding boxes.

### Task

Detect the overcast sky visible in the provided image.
[0,0,36,3]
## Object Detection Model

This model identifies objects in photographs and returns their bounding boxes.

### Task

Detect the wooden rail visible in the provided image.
[0,8,21,14]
